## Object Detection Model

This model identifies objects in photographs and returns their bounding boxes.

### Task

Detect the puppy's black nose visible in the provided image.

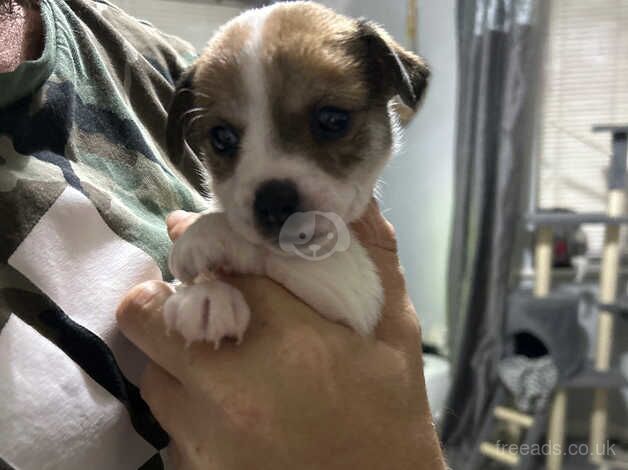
[254,179,301,236]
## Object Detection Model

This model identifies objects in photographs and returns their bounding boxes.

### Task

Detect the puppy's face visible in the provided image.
[168,1,429,247]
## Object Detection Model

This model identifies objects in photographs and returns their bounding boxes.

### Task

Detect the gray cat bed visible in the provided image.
[504,291,588,382]
[475,291,628,470]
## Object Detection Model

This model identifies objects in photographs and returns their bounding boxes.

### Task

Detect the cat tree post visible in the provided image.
[589,125,628,464]
[535,225,568,470]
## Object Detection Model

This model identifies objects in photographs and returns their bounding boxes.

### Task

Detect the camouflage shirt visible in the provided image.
[0,1,208,469]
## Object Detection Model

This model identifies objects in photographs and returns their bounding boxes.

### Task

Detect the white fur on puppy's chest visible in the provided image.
[264,240,382,336]
[166,212,383,343]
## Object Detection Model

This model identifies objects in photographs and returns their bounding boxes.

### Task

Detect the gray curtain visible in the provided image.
[441,0,549,467]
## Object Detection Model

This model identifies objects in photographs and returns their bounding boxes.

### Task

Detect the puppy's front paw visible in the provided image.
[163,281,251,349]
[168,221,224,283]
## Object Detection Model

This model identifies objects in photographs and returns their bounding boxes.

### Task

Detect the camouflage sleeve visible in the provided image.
[91,0,198,83]
[1,0,212,467]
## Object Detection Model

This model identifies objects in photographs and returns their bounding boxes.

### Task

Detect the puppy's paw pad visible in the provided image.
[163,281,251,348]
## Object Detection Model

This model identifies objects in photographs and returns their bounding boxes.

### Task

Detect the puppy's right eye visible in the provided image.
[311,107,351,141]
[209,125,239,157]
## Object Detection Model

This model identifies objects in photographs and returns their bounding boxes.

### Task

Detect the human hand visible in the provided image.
[116,201,445,470]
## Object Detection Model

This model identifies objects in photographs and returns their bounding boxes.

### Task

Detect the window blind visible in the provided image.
[538,0,628,255]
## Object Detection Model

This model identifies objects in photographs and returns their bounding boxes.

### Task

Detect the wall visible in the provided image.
[111,0,242,50]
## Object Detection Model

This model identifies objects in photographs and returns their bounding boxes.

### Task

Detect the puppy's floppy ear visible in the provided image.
[166,64,208,194]
[167,64,197,164]
[356,19,430,111]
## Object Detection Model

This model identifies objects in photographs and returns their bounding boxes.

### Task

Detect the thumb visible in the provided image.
[350,199,397,252]
[351,200,422,356]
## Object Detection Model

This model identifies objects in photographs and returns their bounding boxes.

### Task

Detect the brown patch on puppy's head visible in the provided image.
[260,3,429,176]
[262,4,372,177]
[166,2,430,246]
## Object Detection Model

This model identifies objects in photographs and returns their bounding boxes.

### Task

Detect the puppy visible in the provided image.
[164,1,429,347]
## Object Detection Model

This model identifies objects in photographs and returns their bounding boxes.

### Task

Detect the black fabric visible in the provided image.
[138,453,165,470]
[0,457,16,470]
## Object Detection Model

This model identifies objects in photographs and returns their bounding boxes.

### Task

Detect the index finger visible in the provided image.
[116,281,190,380]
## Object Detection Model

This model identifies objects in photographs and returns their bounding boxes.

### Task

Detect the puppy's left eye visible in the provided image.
[209,125,239,157]
[311,107,351,140]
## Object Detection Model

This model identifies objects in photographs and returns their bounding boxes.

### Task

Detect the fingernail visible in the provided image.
[132,283,161,307]
[166,210,189,227]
